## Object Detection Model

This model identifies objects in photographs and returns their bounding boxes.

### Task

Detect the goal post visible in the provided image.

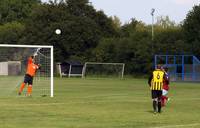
[0,44,54,97]
[82,62,125,78]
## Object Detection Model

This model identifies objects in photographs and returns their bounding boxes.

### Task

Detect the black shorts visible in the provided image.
[24,74,33,85]
[151,90,162,99]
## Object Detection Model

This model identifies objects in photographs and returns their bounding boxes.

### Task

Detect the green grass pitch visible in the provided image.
[0,78,200,128]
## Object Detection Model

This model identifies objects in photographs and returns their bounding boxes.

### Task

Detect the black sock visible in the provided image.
[158,101,161,113]
[153,101,157,112]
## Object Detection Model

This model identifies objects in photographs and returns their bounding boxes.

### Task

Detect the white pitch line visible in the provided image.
[174,97,200,101]
[0,95,200,107]
[150,123,200,128]
[0,102,67,106]
[0,99,148,107]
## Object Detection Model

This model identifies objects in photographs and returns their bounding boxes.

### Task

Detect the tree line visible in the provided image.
[0,0,200,75]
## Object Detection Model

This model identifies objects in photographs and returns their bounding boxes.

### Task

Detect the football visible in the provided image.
[55,29,61,35]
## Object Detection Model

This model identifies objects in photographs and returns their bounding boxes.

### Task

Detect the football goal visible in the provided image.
[82,62,125,78]
[0,44,54,97]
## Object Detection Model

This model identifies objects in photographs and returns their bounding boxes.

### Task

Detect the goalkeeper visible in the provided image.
[18,54,40,96]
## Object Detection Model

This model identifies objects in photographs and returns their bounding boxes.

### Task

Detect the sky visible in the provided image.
[41,0,200,24]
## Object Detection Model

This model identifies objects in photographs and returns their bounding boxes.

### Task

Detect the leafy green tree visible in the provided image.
[120,18,138,37]
[22,1,117,62]
[110,16,121,30]
[21,3,75,61]
[94,36,153,74]
[182,4,200,55]
[94,20,154,74]
[0,0,40,24]
[153,27,185,54]
[66,0,90,16]
[66,0,118,37]
[156,16,176,29]
[0,21,25,44]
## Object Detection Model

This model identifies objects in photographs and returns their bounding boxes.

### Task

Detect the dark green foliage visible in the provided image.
[0,22,25,44]
[153,27,186,55]
[19,1,117,62]
[182,4,200,55]
[0,0,40,24]
[120,18,138,37]
[93,25,153,74]
[66,0,118,37]
[0,0,199,75]
[0,0,40,45]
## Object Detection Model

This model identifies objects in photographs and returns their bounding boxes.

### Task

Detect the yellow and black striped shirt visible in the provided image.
[149,69,165,90]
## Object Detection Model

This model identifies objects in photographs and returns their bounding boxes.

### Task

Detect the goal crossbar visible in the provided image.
[0,44,53,48]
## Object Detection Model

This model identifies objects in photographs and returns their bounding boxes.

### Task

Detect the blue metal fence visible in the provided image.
[154,55,200,81]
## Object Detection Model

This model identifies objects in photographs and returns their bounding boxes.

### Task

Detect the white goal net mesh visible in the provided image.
[82,62,125,78]
[0,45,53,97]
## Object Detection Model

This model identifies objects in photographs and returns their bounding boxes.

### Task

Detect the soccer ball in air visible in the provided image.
[55,29,61,35]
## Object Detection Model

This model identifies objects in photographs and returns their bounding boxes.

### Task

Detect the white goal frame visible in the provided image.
[82,62,125,78]
[0,44,54,97]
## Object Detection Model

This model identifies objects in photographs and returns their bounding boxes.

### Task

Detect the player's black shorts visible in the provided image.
[24,74,33,85]
[151,90,162,99]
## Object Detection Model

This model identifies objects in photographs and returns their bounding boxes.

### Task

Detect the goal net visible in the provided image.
[0,44,53,97]
[82,62,125,78]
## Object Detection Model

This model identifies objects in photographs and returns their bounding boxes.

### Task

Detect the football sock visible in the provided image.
[161,96,167,106]
[161,96,164,106]
[153,101,157,112]
[158,101,161,113]
[27,85,32,95]
[19,83,25,93]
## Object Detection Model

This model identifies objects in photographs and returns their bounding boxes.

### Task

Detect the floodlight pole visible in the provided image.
[151,8,155,41]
